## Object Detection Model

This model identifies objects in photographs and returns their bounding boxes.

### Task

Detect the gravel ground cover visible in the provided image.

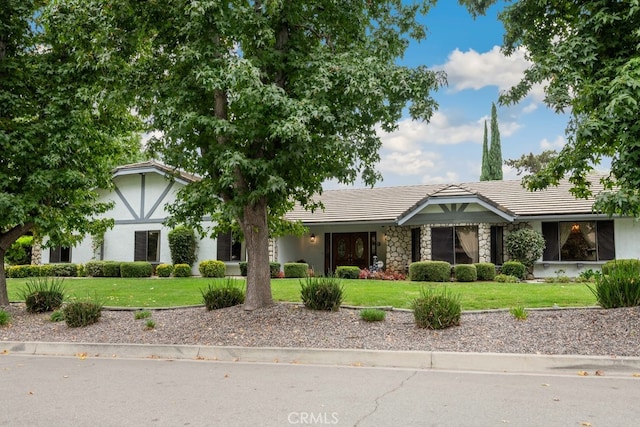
[1,303,639,357]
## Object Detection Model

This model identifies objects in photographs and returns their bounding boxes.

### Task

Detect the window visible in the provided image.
[134,230,160,262]
[490,226,504,265]
[50,246,71,263]
[542,221,615,262]
[411,228,421,262]
[431,226,479,264]
[217,231,242,261]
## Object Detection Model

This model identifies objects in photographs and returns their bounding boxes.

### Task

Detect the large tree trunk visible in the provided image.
[239,197,273,311]
[0,223,34,306]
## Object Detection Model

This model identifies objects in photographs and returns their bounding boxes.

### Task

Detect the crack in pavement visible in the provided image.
[354,370,418,426]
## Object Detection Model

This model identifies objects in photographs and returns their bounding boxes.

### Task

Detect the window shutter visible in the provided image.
[542,222,559,261]
[50,246,61,263]
[597,221,615,261]
[217,231,231,261]
[134,231,147,262]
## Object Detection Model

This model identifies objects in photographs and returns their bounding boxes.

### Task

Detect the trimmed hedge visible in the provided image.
[239,261,282,278]
[454,264,477,282]
[120,262,153,278]
[6,264,77,278]
[501,261,527,280]
[156,264,173,277]
[49,263,78,277]
[199,260,226,278]
[335,266,360,279]
[474,262,496,281]
[409,261,451,282]
[284,262,308,278]
[173,263,191,277]
[85,261,121,277]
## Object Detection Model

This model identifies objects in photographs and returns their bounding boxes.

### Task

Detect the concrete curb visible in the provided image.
[2,341,640,376]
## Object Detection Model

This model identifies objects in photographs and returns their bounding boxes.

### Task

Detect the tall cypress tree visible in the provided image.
[480,120,490,181]
[488,103,503,180]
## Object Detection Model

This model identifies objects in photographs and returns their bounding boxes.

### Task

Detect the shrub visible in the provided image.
[602,259,640,275]
[360,269,407,280]
[87,261,121,277]
[6,264,51,278]
[173,263,191,277]
[239,261,281,278]
[76,264,86,277]
[501,261,527,280]
[454,264,477,282]
[336,266,361,279]
[285,262,309,278]
[300,275,344,311]
[145,320,156,329]
[120,261,153,278]
[510,306,528,320]
[156,263,173,277]
[588,262,640,308]
[50,310,65,322]
[19,277,66,313]
[504,228,545,270]
[134,310,152,320]
[474,263,496,281]
[49,263,78,277]
[63,299,103,328]
[411,287,461,329]
[0,309,11,327]
[409,261,451,282]
[201,279,246,310]
[6,235,33,265]
[359,308,386,322]
[168,225,198,266]
[199,260,226,278]
[494,274,520,283]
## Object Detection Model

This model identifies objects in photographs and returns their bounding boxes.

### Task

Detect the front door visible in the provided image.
[332,232,369,270]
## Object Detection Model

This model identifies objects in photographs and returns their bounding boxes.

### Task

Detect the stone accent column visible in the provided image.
[478,223,491,263]
[385,226,411,273]
[31,238,42,265]
[268,238,278,262]
[420,225,431,260]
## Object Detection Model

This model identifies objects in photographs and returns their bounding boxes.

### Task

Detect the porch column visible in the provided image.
[385,226,411,273]
[420,225,431,260]
[478,223,491,263]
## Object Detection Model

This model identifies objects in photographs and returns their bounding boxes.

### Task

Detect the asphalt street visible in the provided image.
[2,353,640,427]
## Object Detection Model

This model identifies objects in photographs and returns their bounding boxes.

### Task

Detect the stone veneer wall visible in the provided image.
[385,226,411,273]
[268,238,278,262]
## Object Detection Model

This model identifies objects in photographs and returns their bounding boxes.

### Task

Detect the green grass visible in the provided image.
[6,277,597,310]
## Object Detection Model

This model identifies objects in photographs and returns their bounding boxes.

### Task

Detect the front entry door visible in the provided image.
[332,232,369,270]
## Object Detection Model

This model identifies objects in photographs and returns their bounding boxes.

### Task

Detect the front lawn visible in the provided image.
[6,277,597,310]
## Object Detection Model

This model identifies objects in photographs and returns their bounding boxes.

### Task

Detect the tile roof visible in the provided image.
[285,175,609,224]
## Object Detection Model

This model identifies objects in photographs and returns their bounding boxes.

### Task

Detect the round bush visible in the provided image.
[284,262,308,278]
[474,262,496,281]
[103,261,121,278]
[173,263,191,277]
[49,263,78,277]
[412,288,461,329]
[409,261,451,282]
[454,264,477,282]
[199,260,226,278]
[501,261,527,280]
[504,228,545,269]
[63,300,102,328]
[168,226,198,266]
[336,266,361,279]
[602,259,640,275]
[156,263,173,277]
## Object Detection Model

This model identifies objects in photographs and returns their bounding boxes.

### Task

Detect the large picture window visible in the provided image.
[134,230,160,262]
[431,226,479,264]
[542,221,615,262]
[217,231,242,262]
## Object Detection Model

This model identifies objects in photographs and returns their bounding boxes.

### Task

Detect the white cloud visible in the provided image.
[378,149,440,176]
[439,46,530,93]
[540,135,565,150]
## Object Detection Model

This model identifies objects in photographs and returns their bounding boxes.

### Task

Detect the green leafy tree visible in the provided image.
[104,0,446,310]
[480,120,490,181]
[504,228,545,272]
[505,150,558,176]
[461,1,640,217]
[0,1,140,305]
[487,102,503,180]
[168,226,198,267]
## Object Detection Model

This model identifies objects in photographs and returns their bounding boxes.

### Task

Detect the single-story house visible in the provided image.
[42,161,640,278]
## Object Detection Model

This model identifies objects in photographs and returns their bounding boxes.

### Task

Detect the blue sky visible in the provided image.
[327,0,573,189]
